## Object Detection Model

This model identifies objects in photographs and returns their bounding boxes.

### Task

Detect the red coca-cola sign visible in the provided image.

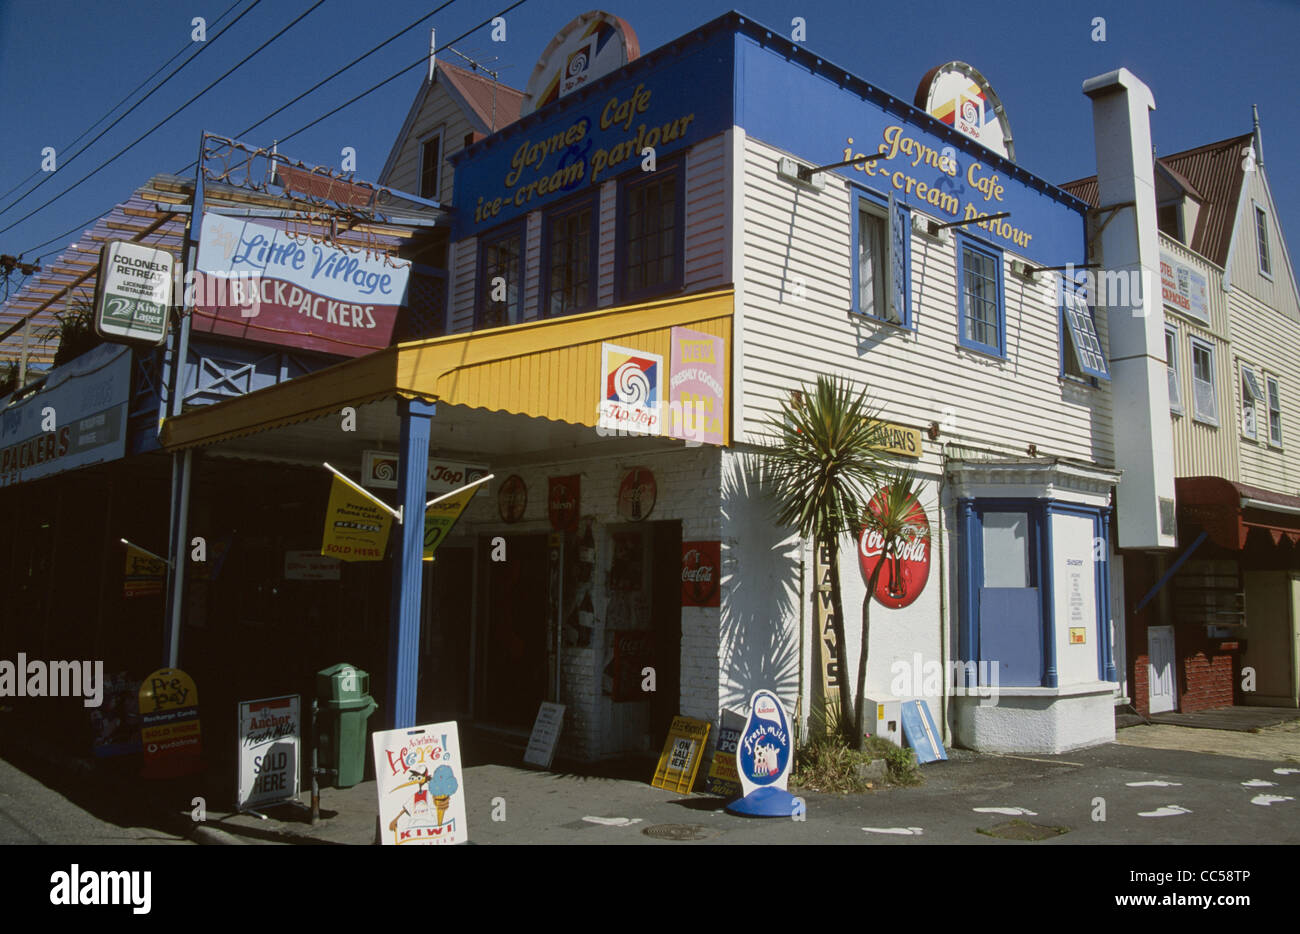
[617,467,656,521]
[857,489,931,609]
[681,541,720,607]
[498,474,527,523]
[548,475,580,532]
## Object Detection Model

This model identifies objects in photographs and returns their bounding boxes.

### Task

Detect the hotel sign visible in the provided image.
[1159,250,1209,324]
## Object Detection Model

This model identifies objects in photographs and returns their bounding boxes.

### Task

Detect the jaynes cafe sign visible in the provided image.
[192,213,411,357]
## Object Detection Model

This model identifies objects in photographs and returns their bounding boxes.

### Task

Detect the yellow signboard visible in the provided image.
[321,473,393,562]
[423,476,491,560]
[651,716,711,793]
[123,543,165,598]
[868,419,923,459]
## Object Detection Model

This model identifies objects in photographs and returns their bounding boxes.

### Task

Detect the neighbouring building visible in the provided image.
[1064,116,1300,717]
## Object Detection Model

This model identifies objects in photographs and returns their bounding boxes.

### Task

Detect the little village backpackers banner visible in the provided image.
[450,29,734,239]
[192,213,412,358]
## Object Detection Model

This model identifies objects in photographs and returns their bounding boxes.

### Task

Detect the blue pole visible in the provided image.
[388,398,436,729]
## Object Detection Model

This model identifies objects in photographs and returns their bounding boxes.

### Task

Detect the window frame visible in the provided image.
[1240,361,1263,441]
[850,187,911,327]
[418,127,445,202]
[1189,335,1218,426]
[1254,202,1273,280]
[1165,324,1183,414]
[1059,274,1109,383]
[955,231,1006,358]
[615,159,685,304]
[473,219,527,330]
[1267,374,1283,449]
[539,189,599,319]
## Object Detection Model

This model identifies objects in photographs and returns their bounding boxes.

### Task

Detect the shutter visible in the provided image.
[886,191,906,324]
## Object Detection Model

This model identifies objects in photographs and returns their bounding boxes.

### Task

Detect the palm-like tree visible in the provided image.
[762,374,888,745]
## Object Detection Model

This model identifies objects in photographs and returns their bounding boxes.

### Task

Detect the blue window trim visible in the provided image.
[615,158,685,304]
[850,185,912,328]
[1058,274,1108,384]
[539,189,600,319]
[474,218,527,330]
[957,498,1117,689]
[955,231,1005,358]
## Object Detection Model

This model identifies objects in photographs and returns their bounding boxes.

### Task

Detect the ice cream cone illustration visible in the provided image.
[430,764,459,827]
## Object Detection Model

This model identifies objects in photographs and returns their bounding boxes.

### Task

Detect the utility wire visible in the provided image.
[20,0,528,263]
[0,0,327,237]
[0,0,245,210]
[0,0,260,220]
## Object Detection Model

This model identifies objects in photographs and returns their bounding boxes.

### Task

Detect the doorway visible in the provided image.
[477,533,550,729]
[1148,625,1177,714]
[417,545,474,723]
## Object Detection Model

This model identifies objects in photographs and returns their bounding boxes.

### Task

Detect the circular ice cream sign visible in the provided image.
[858,489,931,609]
[736,689,792,797]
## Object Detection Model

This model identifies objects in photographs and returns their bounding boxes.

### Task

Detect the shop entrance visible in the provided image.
[477,533,550,729]
[417,545,474,723]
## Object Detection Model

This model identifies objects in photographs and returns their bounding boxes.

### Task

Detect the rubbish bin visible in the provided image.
[315,663,378,788]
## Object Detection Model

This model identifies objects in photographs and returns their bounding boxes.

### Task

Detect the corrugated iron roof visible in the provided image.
[1060,133,1253,266]
[438,60,523,135]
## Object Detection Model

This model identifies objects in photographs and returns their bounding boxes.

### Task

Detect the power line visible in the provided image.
[19,0,530,263]
[0,0,246,209]
[0,0,327,237]
[0,0,260,219]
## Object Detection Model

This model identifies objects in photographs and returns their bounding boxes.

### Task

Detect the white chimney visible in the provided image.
[1083,68,1177,549]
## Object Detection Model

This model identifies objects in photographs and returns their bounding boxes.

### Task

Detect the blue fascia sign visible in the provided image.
[450,31,735,240]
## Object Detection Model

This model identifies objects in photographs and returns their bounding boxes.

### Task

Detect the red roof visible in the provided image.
[1060,133,1253,266]
[437,60,523,134]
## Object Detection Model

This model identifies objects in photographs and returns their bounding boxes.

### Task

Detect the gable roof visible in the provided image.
[1060,133,1252,266]
[379,60,524,187]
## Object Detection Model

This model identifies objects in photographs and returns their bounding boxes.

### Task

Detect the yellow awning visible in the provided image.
[161,287,733,450]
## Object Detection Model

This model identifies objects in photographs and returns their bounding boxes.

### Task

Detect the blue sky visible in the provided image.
[1,0,1297,271]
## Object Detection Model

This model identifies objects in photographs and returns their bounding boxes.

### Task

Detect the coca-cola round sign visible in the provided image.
[681,541,720,607]
[857,490,931,609]
[617,467,656,521]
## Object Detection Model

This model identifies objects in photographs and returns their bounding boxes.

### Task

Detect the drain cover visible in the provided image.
[977,819,1069,841]
[642,823,715,841]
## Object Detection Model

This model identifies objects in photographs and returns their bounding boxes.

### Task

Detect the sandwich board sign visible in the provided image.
[372,721,467,845]
[651,716,710,793]
[736,690,793,798]
[237,695,301,811]
[900,699,947,763]
[94,240,174,345]
[523,702,565,768]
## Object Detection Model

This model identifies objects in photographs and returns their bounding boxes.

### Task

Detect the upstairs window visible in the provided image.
[957,234,1004,357]
[1255,204,1272,278]
[543,194,597,317]
[1157,203,1182,242]
[419,131,443,201]
[1241,364,1263,440]
[1165,325,1183,414]
[1190,336,1218,425]
[852,189,909,325]
[1268,375,1283,447]
[618,163,682,301]
[476,223,524,329]
[1061,277,1109,381]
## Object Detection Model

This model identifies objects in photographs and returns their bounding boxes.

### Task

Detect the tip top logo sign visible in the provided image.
[598,343,662,435]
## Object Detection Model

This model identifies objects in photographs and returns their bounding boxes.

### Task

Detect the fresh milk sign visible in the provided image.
[192,213,411,357]
[736,689,792,798]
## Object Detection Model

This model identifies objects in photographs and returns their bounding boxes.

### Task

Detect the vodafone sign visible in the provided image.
[858,490,931,609]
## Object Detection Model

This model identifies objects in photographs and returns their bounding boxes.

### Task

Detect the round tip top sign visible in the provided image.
[521,11,640,117]
[914,62,1015,162]
[735,689,792,798]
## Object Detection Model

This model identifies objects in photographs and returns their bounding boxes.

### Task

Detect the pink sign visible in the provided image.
[191,213,409,358]
[667,327,725,445]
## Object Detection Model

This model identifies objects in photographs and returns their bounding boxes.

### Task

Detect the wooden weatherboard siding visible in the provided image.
[736,135,1112,469]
